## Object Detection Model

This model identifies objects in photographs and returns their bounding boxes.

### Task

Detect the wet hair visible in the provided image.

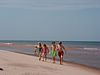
[35,46,37,48]
[43,44,46,47]
[38,42,42,47]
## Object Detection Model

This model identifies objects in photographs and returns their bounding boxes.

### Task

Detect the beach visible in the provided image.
[0,41,100,69]
[0,50,100,75]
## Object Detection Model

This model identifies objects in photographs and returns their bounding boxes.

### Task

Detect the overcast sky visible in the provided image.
[0,0,100,41]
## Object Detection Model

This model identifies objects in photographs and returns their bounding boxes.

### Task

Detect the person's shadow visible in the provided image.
[0,68,3,71]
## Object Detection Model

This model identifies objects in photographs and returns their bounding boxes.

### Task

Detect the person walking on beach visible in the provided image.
[57,41,65,65]
[42,43,49,61]
[51,41,57,63]
[34,46,38,56]
[37,42,43,61]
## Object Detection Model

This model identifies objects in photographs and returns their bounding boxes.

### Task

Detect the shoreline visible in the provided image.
[1,49,100,71]
[0,50,100,75]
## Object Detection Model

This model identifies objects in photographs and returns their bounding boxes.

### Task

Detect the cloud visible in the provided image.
[0,0,100,10]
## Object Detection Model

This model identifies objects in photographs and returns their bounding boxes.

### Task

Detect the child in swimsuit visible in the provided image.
[57,42,65,65]
[34,46,38,56]
[51,41,57,63]
[42,44,49,61]
[38,42,43,61]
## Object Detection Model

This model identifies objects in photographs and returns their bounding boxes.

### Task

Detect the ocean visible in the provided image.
[0,40,100,69]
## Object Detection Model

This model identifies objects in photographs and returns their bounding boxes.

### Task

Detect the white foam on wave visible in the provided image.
[83,48,99,50]
[0,43,14,45]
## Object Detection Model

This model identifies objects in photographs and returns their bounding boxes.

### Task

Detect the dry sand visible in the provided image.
[0,50,100,75]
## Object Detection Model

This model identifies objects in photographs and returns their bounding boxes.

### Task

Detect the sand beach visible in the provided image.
[0,50,100,75]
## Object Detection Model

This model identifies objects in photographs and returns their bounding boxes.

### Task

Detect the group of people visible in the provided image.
[34,41,65,65]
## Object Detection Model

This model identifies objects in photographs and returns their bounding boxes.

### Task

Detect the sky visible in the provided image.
[0,0,100,41]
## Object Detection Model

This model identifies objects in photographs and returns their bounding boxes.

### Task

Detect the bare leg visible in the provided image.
[42,53,45,61]
[60,55,63,65]
[45,54,47,61]
[53,57,56,63]
[39,53,42,61]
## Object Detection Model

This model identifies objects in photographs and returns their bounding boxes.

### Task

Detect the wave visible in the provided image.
[83,48,99,50]
[0,43,14,46]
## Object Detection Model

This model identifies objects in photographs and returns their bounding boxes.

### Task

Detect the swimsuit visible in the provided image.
[38,48,42,53]
[38,47,42,56]
[42,47,47,56]
[58,46,64,57]
[58,50,64,57]
[51,50,57,57]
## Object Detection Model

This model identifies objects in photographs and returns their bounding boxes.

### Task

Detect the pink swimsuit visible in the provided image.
[42,47,47,53]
